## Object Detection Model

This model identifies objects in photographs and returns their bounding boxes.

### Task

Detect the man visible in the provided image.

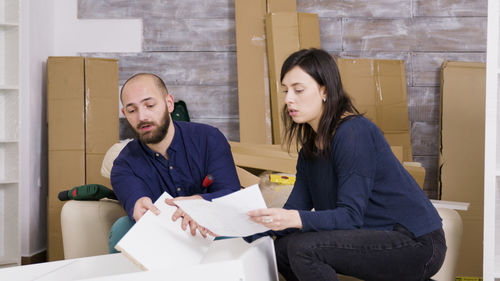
[109,73,240,251]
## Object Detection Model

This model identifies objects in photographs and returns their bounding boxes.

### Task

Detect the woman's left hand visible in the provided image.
[247,208,302,231]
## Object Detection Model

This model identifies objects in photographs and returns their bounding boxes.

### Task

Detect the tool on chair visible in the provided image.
[58,184,117,201]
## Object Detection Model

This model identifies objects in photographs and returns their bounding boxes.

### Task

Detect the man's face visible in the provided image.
[121,77,174,144]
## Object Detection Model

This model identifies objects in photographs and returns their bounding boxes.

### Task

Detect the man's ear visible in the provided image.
[166,94,175,113]
[121,108,126,116]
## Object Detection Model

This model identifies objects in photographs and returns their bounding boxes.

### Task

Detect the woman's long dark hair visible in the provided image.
[281,48,359,158]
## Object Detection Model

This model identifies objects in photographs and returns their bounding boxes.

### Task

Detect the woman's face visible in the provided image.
[282,66,326,132]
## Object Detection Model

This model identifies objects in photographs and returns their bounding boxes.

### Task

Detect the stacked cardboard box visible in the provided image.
[47,57,119,261]
[439,61,486,276]
[337,59,413,162]
[235,0,320,144]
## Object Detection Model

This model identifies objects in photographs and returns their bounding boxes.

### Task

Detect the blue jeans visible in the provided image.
[275,224,446,281]
[108,216,134,253]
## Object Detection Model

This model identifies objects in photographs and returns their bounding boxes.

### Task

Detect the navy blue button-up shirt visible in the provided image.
[111,121,240,220]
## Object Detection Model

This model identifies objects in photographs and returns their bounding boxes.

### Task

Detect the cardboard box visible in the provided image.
[439,61,486,276]
[47,57,118,261]
[235,0,272,144]
[337,58,413,161]
[297,13,321,49]
[266,12,320,144]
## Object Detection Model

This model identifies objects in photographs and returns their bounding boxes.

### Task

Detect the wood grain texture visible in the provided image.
[78,0,234,19]
[168,85,238,119]
[318,18,342,52]
[411,52,486,87]
[412,0,487,17]
[411,17,486,52]
[413,155,439,199]
[190,118,239,141]
[407,86,439,122]
[410,121,438,156]
[342,19,412,52]
[80,52,237,86]
[297,0,411,18]
[143,18,235,51]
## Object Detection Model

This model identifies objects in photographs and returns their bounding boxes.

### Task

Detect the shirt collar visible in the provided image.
[138,121,181,157]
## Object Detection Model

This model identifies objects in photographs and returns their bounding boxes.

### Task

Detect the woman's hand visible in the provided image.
[247,208,302,231]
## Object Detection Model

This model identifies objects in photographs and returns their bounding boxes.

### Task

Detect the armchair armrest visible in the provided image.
[61,200,126,259]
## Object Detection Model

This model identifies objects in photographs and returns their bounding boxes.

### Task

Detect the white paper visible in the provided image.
[174,184,270,237]
[115,192,213,271]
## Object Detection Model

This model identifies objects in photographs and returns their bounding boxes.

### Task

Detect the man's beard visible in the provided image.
[135,108,171,144]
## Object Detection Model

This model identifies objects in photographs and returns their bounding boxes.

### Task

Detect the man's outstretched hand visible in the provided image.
[165,195,217,238]
[133,196,161,222]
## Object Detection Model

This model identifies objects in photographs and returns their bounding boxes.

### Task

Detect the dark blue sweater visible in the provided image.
[285,116,441,237]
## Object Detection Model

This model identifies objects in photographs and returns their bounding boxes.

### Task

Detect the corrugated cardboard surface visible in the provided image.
[266,12,300,144]
[47,57,85,151]
[266,0,296,13]
[84,58,119,185]
[337,58,413,161]
[235,0,272,144]
[47,57,118,261]
[297,13,320,49]
[439,61,485,276]
[266,12,321,144]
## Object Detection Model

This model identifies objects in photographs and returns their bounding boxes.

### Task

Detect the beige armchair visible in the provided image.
[60,141,260,259]
[60,142,463,281]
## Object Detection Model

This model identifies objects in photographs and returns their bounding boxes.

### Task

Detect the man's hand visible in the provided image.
[133,196,160,222]
[165,195,215,238]
[247,208,302,231]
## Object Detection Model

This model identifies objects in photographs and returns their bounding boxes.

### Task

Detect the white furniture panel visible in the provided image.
[484,0,500,280]
[0,0,20,267]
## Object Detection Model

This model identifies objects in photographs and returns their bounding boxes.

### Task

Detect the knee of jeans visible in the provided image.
[108,216,134,253]
[286,234,316,262]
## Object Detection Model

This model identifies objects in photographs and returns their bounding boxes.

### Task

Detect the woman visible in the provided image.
[247,48,446,281]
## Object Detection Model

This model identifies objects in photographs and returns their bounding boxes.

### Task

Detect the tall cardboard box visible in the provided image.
[265,12,320,144]
[439,61,486,277]
[235,0,272,144]
[337,59,413,161]
[47,57,119,261]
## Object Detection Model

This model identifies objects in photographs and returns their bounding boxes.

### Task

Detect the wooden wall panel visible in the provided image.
[318,18,342,52]
[412,0,487,17]
[411,17,487,52]
[342,19,411,52]
[142,18,235,51]
[168,85,238,119]
[410,121,438,156]
[81,52,237,86]
[297,0,410,18]
[411,52,486,87]
[407,87,439,122]
[78,0,234,19]
[414,155,439,199]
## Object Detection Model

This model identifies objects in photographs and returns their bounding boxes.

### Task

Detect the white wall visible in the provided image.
[19,0,142,257]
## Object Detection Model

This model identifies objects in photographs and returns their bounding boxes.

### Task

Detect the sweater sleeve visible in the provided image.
[299,122,378,232]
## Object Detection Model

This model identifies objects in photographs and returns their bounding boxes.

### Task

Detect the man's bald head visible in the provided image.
[120,73,169,104]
